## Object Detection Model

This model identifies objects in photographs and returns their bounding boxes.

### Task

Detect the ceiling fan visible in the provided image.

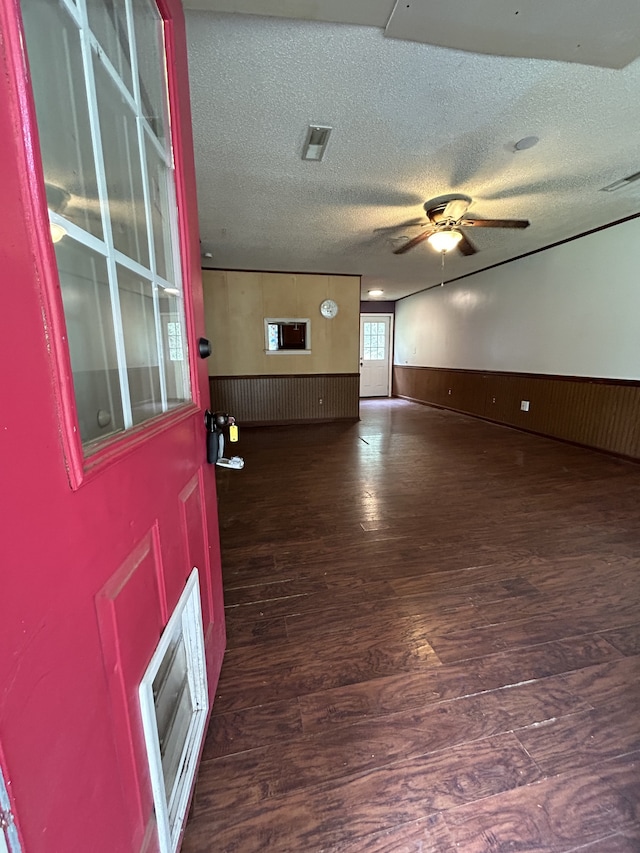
[392,194,530,256]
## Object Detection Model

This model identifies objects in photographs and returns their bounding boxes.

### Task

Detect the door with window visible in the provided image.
[0,0,224,851]
[360,314,392,396]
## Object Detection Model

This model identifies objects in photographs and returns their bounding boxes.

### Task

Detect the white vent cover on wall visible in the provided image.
[139,568,208,853]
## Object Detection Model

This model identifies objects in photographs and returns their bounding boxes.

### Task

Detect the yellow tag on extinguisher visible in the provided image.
[229,424,239,442]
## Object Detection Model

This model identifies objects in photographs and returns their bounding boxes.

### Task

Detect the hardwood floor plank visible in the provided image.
[223,577,330,607]
[221,578,398,622]
[515,704,640,775]
[223,613,288,649]
[334,813,456,852]
[189,735,540,851]
[428,607,639,664]
[298,634,622,733]
[195,681,583,814]
[202,698,303,759]
[570,831,640,853]
[561,655,640,708]
[285,602,489,642]
[443,762,637,853]
[214,622,441,712]
[599,623,640,657]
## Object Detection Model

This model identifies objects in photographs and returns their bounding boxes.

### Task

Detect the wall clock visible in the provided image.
[320,298,339,318]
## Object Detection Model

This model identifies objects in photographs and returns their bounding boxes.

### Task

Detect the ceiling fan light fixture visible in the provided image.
[302,125,332,161]
[427,229,463,253]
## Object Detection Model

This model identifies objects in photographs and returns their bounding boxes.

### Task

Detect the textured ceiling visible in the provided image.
[184,4,640,301]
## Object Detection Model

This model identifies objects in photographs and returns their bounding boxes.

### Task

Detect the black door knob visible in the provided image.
[198,337,212,358]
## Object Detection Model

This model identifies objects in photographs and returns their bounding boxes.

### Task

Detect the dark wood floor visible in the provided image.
[182,399,640,852]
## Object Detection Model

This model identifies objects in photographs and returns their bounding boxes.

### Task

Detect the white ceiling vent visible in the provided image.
[601,171,640,192]
[302,125,332,161]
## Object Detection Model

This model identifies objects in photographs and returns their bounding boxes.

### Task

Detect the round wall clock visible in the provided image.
[320,298,339,318]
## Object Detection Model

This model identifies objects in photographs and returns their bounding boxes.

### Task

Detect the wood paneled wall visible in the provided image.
[394,365,640,460]
[209,374,360,425]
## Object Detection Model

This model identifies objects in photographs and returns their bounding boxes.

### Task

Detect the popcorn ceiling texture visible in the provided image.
[186,9,640,300]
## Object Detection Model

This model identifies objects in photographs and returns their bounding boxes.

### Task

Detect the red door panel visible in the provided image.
[96,532,167,844]
[0,0,225,851]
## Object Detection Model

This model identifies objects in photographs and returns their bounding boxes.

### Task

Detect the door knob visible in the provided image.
[198,337,212,358]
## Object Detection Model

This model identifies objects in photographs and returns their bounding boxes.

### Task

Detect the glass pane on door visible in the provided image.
[145,135,175,283]
[158,291,190,408]
[22,0,103,239]
[55,240,124,444]
[117,265,162,425]
[363,321,386,360]
[86,0,133,93]
[93,56,150,267]
[132,0,169,146]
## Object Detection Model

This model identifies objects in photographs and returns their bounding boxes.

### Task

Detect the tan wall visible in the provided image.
[203,270,361,376]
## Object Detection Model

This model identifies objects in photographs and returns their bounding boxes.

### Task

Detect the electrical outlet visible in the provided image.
[520,400,530,412]
[492,396,496,404]
[448,388,452,395]
[319,398,323,405]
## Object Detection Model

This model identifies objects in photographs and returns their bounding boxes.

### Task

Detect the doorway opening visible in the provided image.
[359,314,393,397]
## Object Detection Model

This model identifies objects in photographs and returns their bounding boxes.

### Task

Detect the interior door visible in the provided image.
[360,314,392,397]
[0,1,224,852]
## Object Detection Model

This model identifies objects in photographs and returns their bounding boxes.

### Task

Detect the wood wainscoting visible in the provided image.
[209,373,360,425]
[393,365,640,460]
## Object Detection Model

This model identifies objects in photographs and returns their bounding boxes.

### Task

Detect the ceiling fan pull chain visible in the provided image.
[441,250,445,286]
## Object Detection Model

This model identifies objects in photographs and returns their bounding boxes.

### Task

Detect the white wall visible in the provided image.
[395,217,640,380]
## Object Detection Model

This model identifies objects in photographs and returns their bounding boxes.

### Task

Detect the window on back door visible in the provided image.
[20,0,191,451]
[363,321,386,360]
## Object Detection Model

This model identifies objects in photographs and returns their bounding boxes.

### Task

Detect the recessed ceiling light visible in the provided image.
[302,125,332,161]
[368,289,384,296]
[514,135,539,151]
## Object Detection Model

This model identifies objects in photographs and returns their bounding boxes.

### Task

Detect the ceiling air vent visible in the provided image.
[601,171,640,192]
[302,125,332,161]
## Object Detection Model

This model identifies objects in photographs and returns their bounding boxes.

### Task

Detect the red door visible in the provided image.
[0,0,225,851]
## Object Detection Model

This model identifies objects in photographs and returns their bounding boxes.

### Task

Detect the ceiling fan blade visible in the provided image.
[461,218,530,229]
[443,197,471,221]
[393,229,434,254]
[457,232,477,255]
